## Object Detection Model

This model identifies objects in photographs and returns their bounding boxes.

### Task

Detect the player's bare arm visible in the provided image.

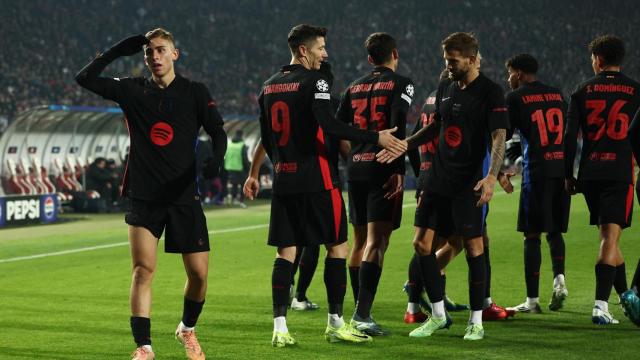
[474,128,506,206]
[376,121,438,164]
[243,142,266,200]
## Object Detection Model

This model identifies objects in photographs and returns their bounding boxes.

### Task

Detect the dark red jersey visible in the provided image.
[336,67,413,182]
[259,64,378,195]
[409,89,439,190]
[565,71,640,183]
[427,73,510,196]
[76,54,227,204]
[506,81,567,182]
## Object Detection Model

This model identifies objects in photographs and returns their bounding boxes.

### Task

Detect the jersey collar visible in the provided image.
[281,64,305,73]
[372,66,393,75]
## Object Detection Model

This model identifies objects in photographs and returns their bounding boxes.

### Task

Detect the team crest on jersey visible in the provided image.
[316,79,329,92]
[150,122,174,146]
[405,84,414,97]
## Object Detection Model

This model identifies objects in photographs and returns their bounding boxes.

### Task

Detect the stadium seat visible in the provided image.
[3,159,28,195]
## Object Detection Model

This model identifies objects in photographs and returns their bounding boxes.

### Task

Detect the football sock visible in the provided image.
[181,297,205,328]
[328,313,344,328]
[554,274,566,288]
[441,274,447,298]
[178,322,194,332]
[348,266,360,304]
[418,254,444,303]
[130,316,151,346]
[595,300,609,312]
[595,263,616,302]
[527,297,540,307]
[632,258,640,292]
[431,300,445,319]
[469,310,483,325]
[407,254,423,304]
[355,261,382,319]
[467,254,486,312]
[613,263,628,295]
[274,316,288,333]
[295,245,320,301]
[272,258,293,318]
[483,297,493,309]
[325,257,347,317]
[546,232,566,277]
[407,302,421,314]
[484,246,492,298]
[524,237,542,298]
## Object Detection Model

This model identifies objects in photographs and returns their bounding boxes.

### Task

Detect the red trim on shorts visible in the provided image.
[625,184,633,223]
[330,188,343,241]
[315,127,333,190]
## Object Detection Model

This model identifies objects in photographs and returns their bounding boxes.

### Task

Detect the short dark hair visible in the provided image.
[365,32,397,65]
[505,54,539,74]
[442,32,478,57]
[287,24,327,55]
[589,34,625,66]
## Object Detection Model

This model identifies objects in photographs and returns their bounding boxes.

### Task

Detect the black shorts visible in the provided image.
[418,188,487,239]
[518,178,570,234]
[347,181,403,229]
[125,198,210,253]
[268,188,347,248]
[414,190,439,232]
[581,180,634,229]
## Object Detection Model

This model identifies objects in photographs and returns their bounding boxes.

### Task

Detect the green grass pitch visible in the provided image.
[1,179,638,359]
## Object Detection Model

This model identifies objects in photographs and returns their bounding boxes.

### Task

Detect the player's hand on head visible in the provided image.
[383,173,404,199]
[243,176,260,200]
[474,174,497,207]
[497,171,515,194]
[114,34,150,56]
[202,157,220,179]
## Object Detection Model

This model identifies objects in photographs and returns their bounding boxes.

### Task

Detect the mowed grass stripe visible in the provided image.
[1,183,639,360]
[0,223,271,264]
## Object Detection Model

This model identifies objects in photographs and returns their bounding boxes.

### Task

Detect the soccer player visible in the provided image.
[246,24,405,347]
[245,62,342,313]
[76,29,227,360]
[378,32,509,340]
[404,77,469,324]
[564,34,640,325]
[335,32,414,336]
[502,54,571,314]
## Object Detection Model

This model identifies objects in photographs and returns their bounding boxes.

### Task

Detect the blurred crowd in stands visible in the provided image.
[1,0,639,128]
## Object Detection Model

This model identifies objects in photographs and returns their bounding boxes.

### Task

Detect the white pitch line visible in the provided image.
[0,223,270,264]
[1,191,522,264]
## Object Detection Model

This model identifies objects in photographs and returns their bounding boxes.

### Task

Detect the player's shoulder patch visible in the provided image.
[316,79,330,92]
[312,73,331,100]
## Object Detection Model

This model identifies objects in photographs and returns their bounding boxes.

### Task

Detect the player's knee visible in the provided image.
[464,237,484,257]
[413,239,432,256]
[327,242,349,258]
[132,263,155,283]
[187,268,208,285]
